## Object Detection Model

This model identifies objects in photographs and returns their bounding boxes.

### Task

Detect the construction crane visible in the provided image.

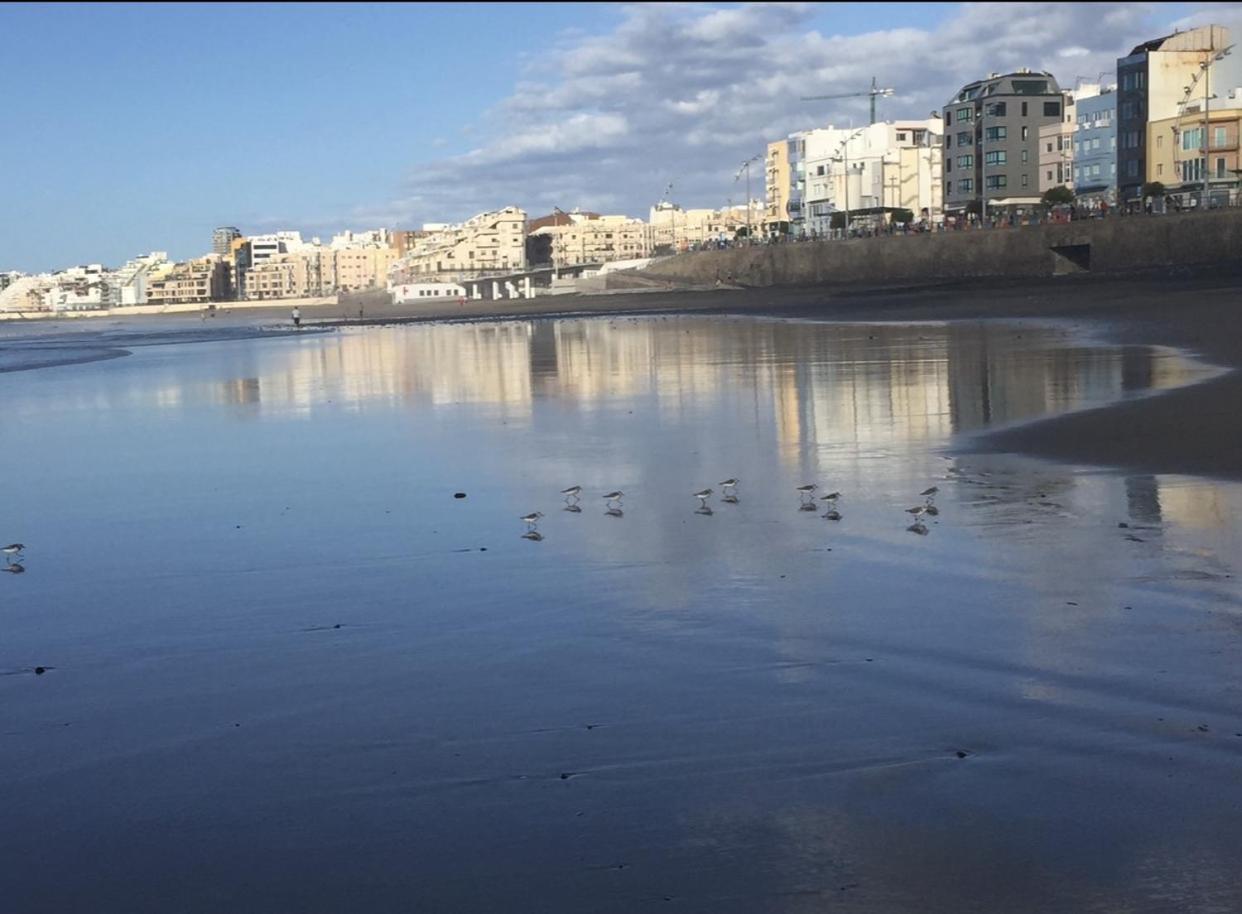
[801,76,895,125]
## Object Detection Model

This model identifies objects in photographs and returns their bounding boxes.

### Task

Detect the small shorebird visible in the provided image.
[602,490,624,506]
[718,478,739,493]
[796,484,818,496]
[2,544,24,556]
[561,485,582,500]
[693,488,713,503]
[818,491,841,503]
[920,486,939,497]
[905,505,927,518]
[521,512,544,529]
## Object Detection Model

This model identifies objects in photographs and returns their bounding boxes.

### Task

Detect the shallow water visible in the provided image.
[3,315,1241,913]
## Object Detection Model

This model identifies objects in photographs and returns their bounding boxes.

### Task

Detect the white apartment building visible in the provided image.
[250,231,307,265]
[391,207,527,282]
[331,229,390,249]
[802,120,943,235]
[111,251,170,306]
[42,264,111,311]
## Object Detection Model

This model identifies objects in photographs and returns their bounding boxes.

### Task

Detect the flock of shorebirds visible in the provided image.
[519,482,941,540]
[2,543,25,574]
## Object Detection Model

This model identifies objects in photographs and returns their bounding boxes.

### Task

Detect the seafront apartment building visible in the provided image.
[942,70,1067,217]
[390,207,527,282]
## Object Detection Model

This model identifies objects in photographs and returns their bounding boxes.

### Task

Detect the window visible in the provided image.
[957,154,974,167]
[944,110,953,126]
[946,180,953,195]
[1021,102,1028,117]
[985,174,1007,189]
[1218,157,1228,179]
[1182,127,1203,151]
[1044,101,1062,117]
[1136,72,1145,89]
[959,178,973,191]
[956,106,973,121]
[1125,160,1138,177]
[944,134,952,148]
[1058,136,1065,151]
[957,131,973,146]
[946,158,953,172]
[896,132,908,142]
[1092,137,1100,150]
[1048,169,1054,181]
[1075,140,1082,155]
[984,126,1007,140]
[1021,126,1029,140]
[1121,102,1135,119]
[1122,73,1132,91]
[984,150,1006,165]
[985,101,1007,117]
[1046,142,1053,153]
[1092,164,1101,176]
[1214,126,1227,148]
[1021,175,1028,187]
[1021,149,1028,164]
[1156,135,1162,149]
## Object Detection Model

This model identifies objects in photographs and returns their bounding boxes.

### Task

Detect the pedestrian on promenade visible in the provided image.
[292,306,301,329]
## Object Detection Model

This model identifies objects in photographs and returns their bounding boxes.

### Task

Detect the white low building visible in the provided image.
[391,281,468,303]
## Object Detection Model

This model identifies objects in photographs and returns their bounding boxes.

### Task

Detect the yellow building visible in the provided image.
[1147,106,1242,199]
[764,139,794,233]
[648,202,756,252]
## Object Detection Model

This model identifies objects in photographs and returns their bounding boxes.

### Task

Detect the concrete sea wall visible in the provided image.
[638,209,1242,289]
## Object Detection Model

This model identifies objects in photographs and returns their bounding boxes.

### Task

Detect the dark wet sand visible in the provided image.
[4,267,1242,478]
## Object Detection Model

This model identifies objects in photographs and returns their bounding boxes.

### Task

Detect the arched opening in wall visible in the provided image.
[1051,243,1091,274]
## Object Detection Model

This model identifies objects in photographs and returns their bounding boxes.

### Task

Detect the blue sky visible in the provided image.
[0,2,1224,271]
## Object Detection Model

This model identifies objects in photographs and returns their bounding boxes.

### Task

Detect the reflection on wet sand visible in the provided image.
[3,315,1241,913]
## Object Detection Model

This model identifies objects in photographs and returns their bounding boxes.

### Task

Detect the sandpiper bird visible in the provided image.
[718,478,739,493]
[905,505,927,518]
[2,543,24,556]
[561,485,582,500]
[796,484,817,502]
[693,488,713,503]
[818,491,841,503]
[920,486,939,497]
[521,512,544,528]
[602,490,624,506]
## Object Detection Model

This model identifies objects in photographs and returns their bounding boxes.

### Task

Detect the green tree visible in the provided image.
[890,208,914,224]
[1142,181,1166,198]
[1042,185,1075,206]
[829,211,847,230]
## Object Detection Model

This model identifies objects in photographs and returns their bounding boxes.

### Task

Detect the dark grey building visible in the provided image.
[942,70,1066,218]
[212,226,242,256]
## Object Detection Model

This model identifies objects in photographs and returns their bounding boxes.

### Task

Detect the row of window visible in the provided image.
[1074,136,1116,154]
[945,101,1061,124]
[946,149,1029,171]
[1077,111,1112,127]
[1070,163,1116,180]
[946,126,1032,148]
[1120,71,1147,92]
[946,174,1034,194]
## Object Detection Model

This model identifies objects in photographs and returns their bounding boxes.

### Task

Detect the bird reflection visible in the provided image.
[695,505,714,516]
[722,494,739,505]
[823,509,842,521]
[563,503,582,513]
[907,521,929,536]
[2,562,25,573]
[799,502,818,512]
[605,507,624,518]
[521,531,544,542]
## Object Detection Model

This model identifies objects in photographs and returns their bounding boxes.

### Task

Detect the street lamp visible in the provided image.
[734,154,762,242]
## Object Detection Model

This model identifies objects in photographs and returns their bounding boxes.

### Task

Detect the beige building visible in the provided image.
[648,202,756,252]
[764,138,796,233]
[529,214,650,267]
[334,245,395,292]
[147,256,229,305]
[391,207,527,282]
[1038,119,1076,193]
[243,244,393,300]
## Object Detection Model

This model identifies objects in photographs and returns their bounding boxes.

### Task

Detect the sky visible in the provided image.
[3,1,1240,272]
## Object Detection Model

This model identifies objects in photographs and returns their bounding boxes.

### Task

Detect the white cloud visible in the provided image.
[361,2,1236,228]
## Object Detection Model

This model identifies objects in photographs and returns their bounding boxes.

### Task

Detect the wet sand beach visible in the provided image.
[2,274,1242,912]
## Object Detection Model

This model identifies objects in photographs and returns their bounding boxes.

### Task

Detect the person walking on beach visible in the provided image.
[292,306,301,329]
